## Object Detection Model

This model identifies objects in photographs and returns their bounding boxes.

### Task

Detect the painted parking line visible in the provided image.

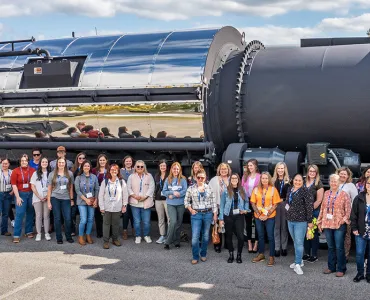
[0,277,45,299]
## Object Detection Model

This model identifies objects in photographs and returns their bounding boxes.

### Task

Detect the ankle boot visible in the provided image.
[236,253,242,264]
[86,234,94,244]
[78,235,86,246]
[227,251,234,263]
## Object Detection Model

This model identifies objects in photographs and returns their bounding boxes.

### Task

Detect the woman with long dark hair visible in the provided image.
[120,155,134,240]
[356,166,370,193]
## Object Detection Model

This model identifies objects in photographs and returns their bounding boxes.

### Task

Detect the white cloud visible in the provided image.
[318,13,370,32]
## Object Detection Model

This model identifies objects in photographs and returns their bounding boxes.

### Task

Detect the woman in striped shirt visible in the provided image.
[0,158,13,237]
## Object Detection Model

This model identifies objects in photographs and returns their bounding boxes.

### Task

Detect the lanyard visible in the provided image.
[279,180,284,196]
[261,188,268,206]
[340,183,346,191]
[220,178,228,190]
[306,180,315,189]
[125,169,131,178]
[197,186,207,202]
[108,179,118,198]
[20,167,30,184]
[289,188,301,204]
[139,174,145,192]
[83,176,94,194]
[2,170,11,186]
[159,177,164,190]
[327,190,340,214]
[101,169,107,180]
[40,173,47,188]
[58,175,68,187]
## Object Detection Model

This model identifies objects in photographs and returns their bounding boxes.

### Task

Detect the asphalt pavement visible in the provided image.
[0,222,367,300]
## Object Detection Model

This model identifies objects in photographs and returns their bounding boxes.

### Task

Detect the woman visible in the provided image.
[351,178,370,283]
[219,173,251,264]
[303,164,324,263]
[317,174,351,277]
[286,174,314,275]
[99,164,128,249]
[185,169,217,264]
[242,159,261,253]
[272,162,290,257]
[250,172,282,266]
[162,162,188,250]
[11,154,36,243]
[0,158,13,237]
[188,161,204,186]
[154,159,169,244]
[120,155,134,240]
[47,157,75,244]
[75,160,100,246]
[127,160,155,244]
[92,154,110,238]
[30,156,51,241]
[209,162,232,253]
[356,167,370,193]
[336,167,358,260]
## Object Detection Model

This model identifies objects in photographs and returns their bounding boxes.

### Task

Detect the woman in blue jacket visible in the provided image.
[219,173,250,263]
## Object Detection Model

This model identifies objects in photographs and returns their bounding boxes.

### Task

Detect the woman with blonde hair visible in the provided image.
[162,162,188,249]
[188,161,204,186]
[209,162,232,253]
[127,160,155,244]
[242,159,261,253]
[303,164,324,263]
[272,162,290,257]
[250,172,282,266]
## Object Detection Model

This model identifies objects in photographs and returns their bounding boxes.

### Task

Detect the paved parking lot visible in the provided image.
[0,223,367,300]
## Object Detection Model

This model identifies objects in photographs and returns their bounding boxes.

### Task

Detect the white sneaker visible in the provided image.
[144,236,152,243]
[156,236,166,244]
[294,264,304,275]
[45,233,51,241]
[35,234,42,242]
[135,237,142,244]
[290,261,304,269]
[11,220,15,228]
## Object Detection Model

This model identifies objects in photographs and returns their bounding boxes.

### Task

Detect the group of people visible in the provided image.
[0,149,369,283]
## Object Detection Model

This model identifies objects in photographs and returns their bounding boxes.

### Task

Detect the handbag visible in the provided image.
[212,224,221,244]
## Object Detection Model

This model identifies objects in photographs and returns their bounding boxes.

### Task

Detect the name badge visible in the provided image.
[198,204,206,210]
[327,214,333,220]
[86,192,93,198]
[261,208,269,216]
[23,183,29,189]
[5,184,12,191]
[233,209,240,215]
[109,197,116,202]
[285,203,290,211]
[60,185,67,190]
[42,187,48,196]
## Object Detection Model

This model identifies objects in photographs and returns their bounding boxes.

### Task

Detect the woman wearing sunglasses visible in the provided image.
[184,170,217,264]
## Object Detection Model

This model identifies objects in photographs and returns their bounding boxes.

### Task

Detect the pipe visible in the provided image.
[328,158,339,170]
[328,148,341,168]
[0,48,51,59]
[0,37,35,45]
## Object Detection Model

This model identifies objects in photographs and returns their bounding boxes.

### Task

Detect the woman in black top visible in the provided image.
[272,162,290,257]
[286,174,314,275]
[154,160,169,244]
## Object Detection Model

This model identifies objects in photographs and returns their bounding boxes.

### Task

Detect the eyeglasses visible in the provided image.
[78,157,85,160]
[136,166,144,169]
[366,182,370,185]
[197,177,205,180]
[231,177,238,180]
[33,153,41,157]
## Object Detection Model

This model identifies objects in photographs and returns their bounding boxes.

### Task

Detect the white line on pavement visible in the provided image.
[0,277,45,299]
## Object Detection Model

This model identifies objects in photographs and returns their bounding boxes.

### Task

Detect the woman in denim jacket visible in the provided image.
[219,173,251,264]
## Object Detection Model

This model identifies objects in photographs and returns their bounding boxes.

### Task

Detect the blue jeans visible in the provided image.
[78,205,95,236]
[288,221,307,264]
[324,224,347,273]
[0,192,12,234]
[14,191,34,238]
[191,211,213,260]
[255,218,275,257]
[355,235,370,276]
[51,197,72,241]
[131,206,151,237]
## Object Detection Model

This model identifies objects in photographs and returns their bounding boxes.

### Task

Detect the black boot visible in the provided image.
[236,253,242,264]
[227,251,234,263]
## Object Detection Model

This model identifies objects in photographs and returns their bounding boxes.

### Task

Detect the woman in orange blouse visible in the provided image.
[317,174,351,277]
[250,172,282,266]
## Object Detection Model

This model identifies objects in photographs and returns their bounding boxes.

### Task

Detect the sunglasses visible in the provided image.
[136,166,144,169]
[33,153,41,157]
[197,177,205,180]
[78,157,86,160]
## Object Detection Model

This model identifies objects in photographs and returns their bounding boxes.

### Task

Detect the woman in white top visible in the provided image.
[99,164,128,249]
[30,156,51,241]
[336,167,358,260]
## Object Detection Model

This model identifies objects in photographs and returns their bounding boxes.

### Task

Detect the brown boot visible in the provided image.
[267,256,275,267]
[123,230,128,240]
[252,253,265,263]
[112,240,121,247]
[103,242,110,249]
[78,236,86,246]
[86,234,94,244]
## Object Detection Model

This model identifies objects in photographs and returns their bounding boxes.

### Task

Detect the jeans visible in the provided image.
[165,204,185,246]
[255,218,275,257]
[122,204,134,230]
[78,205,95,236]
[324,224,347,273]
[191,211,213,260]
[14,191,34,238]
[71,204,77,234]
[355,235,370,276]
[51,197,72,241]
[274,202,288,251]
[0,192,12,234]
[304,228,319,257]
[224,213,245,253]
[131,206,151,237]
[288,221,307,265]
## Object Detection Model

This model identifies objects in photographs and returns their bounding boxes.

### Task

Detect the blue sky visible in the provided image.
[0,0,369,45]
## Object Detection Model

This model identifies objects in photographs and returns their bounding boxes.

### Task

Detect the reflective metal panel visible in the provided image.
[99,32,170,88]
[150,29,218,85]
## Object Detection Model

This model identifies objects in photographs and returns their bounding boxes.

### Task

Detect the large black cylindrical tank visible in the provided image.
[208,43,370,159]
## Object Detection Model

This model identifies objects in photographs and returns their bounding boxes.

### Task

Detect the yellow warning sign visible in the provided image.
[34,67,42,75]
[320,153,326,159]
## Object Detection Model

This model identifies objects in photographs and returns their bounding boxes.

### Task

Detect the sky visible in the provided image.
[0,0,369,45]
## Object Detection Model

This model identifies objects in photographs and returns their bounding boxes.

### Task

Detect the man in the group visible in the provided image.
[50,146,73,170]
[29,149,42,170]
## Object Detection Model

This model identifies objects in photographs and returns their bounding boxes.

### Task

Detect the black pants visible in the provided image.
[8,204,15,221]
[225,213,244,253]
[122,204,134,230]
[245,212,258,242]
[95,206,103,236]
